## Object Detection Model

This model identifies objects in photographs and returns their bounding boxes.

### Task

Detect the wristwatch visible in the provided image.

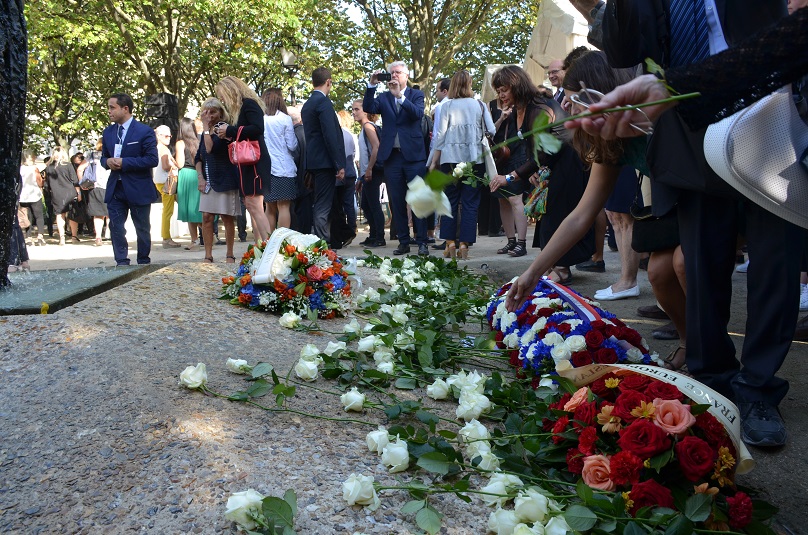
[506,173,516,184]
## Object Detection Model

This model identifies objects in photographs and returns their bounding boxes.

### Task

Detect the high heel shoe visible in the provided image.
[458,242,469,259]
[443,241,457,259]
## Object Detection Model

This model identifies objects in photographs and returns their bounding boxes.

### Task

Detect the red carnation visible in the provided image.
[585,330,605,349]
[726,491,753,529]
[594,348,618,364]
[577,425,598,455]
[547,292,559,298]
[628,479,674,515]
[618,374,652,392]
[573,401,598,429]
[571,351,594,367]
[609,450,644,486]
[509,350,521,368]
[556,323,572,335]
[549,393,572,412]
[695,412,729,448]
[552,416,570,444]
[613,390,650,422]
[537,307,555,317]
[524,315,541,327]
[566,448,584,474]
[617,419,671,459]
[675,436,716,481]
[542,417,555,432]
[496,284,512,297]
[644,381,684,401]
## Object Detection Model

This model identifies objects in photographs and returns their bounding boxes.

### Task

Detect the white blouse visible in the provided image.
[432,98,496,165]
[263,111,298,178]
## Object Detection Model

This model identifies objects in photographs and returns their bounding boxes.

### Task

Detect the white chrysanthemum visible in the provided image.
[503,332,520,349]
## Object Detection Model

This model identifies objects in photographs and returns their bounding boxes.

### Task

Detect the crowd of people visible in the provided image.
[9,0,806,449]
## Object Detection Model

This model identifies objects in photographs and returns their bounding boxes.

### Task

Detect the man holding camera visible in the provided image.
[363,61,428,256]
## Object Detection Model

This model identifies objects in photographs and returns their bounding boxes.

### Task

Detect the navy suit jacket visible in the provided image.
[301,91,344,171]
[101,118,160,205]
[363,85,425,163]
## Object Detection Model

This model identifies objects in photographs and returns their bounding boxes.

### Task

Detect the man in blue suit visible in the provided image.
[363,61,429,256]
[302,67,345,245]
[101,93,160,266]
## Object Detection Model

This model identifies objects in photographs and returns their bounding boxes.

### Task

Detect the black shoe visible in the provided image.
[497,238,517,254]
[426,237,436,244]
[216,238,226,245]
[637,305,670,320]
[575,260,605,273]
[652,321,679,340]
[342,234,356,248]
[359,237,374,246]
[418,244,429,256]
[393,244,410,255]
[432,241,447,250]
[508,240,527,257]
[739,401,787,447]
[366,239,386,248]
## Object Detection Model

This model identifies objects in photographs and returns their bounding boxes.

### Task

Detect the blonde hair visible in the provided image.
[214,76,265,124]
[337,109,353,129]
[201,97,229,123]
[50,146,70,165]
[448,70,473,99]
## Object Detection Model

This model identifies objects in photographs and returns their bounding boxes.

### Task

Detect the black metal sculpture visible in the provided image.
[0,0,27,287]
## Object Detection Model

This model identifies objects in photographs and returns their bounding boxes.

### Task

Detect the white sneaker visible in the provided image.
[736,260,749,273]
[593,285,640,301]
[800,284,808,311]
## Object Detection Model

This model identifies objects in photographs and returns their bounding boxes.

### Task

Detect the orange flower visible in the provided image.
[239,274,251,286]
[324,268,334,277]
[693,483,719,497]
[238,293,252,304]
[297,253,308,264]
[298,275,309,283]
[274,279,287,293]
[284,244,296,255]
[630,400,656,420]
[304,286,315,296]
[563,387,589,412]
[325,283,334,292]
[242,251,252,260]
[222,276,235,284]
[325,250,337,261]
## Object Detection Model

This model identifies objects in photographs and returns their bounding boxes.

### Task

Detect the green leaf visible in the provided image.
[683,493,712,522]
[262,496,295,528]
[688,403,712,416]
[576,479,594,505]
[415,507,443,535]
[751,499,779,521]
[246,379,272,398]
[596,518,617,532]
[645,58,665,77]
[623,522,649,535]
[536,131,562,155]
[415,410,439,427]
[663,514,695,535]
[648,448,674,472]
[416,452,452,475]
[400,499,426,514]
[251,362,274,378]
[283,489,297,517]
[743,519,779,535]
[395,377,418,390]
[564,504,598,531]
[422,169,456,191]
[228,391,250,402]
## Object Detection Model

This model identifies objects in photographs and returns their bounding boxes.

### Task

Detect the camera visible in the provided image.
[376,72,392,82]
[213,121,226,134]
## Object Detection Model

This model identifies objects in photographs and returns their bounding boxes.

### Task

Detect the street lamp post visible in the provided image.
[281,47,299,106]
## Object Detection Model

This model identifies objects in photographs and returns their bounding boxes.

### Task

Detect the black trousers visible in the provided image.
[679,192,802,405]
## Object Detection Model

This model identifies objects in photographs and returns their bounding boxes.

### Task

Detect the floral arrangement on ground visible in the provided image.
[220,234,353,319]
[184,253,776,535]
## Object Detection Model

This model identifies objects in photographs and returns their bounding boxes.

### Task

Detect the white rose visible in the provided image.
[179,363,207,389]
[324,341,346,356]
[477,451,501,472]
[626,347,644,363]
[343,318,362,334]
[550,345,571,363]
[299,343,321,361]
[380,437,410,473]
[278,312,301,328]
[424,261,436,271]
[357,335,380,353]
[538,377,558,393]
[394,330,415,351]
[447,369,486,394]
[555,359,572,372]
[427,378,450,400]
[376,361,395,374]
[294,359,319,381]
[342,473,380,511]
[366,426,390,454]
[543,516,572,535]
[459,419,490,442]
[226,358,250,374]
[364,288,381,302]
[225,489,265,530]
[456,388,492,421]
[465,439,492,460]
[340,387,366,412]
[373,348,394,364]
[564,335,586,352]
[270,254,293,280]
[405,176,452,218]
[488,508,520,535]
[514,488,549,523]
[542,332,565,347]
[514,523,545,535]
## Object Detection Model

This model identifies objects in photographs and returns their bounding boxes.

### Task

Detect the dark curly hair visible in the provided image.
[491,65,540,108]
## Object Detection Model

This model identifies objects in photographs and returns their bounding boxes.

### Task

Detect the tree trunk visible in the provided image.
[0,0,27,287]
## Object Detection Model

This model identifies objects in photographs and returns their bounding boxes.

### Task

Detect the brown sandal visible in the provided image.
[203,257,214,263]
[226,255,236,264]
[547,267,573,285]
[663,345,688,372]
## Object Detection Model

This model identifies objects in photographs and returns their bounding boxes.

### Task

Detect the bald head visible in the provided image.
[547,60,564,89]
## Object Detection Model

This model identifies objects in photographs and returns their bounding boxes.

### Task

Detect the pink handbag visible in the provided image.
[228,126,261,165]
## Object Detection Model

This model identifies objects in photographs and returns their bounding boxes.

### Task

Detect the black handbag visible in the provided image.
[630,175,680,253]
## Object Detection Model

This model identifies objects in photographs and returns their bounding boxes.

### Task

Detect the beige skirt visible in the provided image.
[198,188,242,217]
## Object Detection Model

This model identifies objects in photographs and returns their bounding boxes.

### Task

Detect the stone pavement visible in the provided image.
[2,226,806,533]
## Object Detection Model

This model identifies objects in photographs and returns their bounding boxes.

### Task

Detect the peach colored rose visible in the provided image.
[307,265,324,281]
[652,398,696,435]
[581,455,616,491]
[563,387,589,412]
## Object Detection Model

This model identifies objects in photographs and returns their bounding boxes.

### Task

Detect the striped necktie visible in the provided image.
[668,0,710,67]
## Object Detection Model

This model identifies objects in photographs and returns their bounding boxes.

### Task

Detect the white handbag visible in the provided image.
[703,86,808,229]
[478,101,498,179]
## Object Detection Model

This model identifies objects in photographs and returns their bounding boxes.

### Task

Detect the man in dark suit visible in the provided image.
[363,61,429,256]
[301,68,345,244]
[599,0,799,447]
[288,106,312,234]
[547,59,565,105]
[101,93,160,266]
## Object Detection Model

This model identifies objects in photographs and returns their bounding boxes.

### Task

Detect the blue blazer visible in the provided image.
[101,118,160,205]
[363,85,426,163]
[301,91,344,171]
